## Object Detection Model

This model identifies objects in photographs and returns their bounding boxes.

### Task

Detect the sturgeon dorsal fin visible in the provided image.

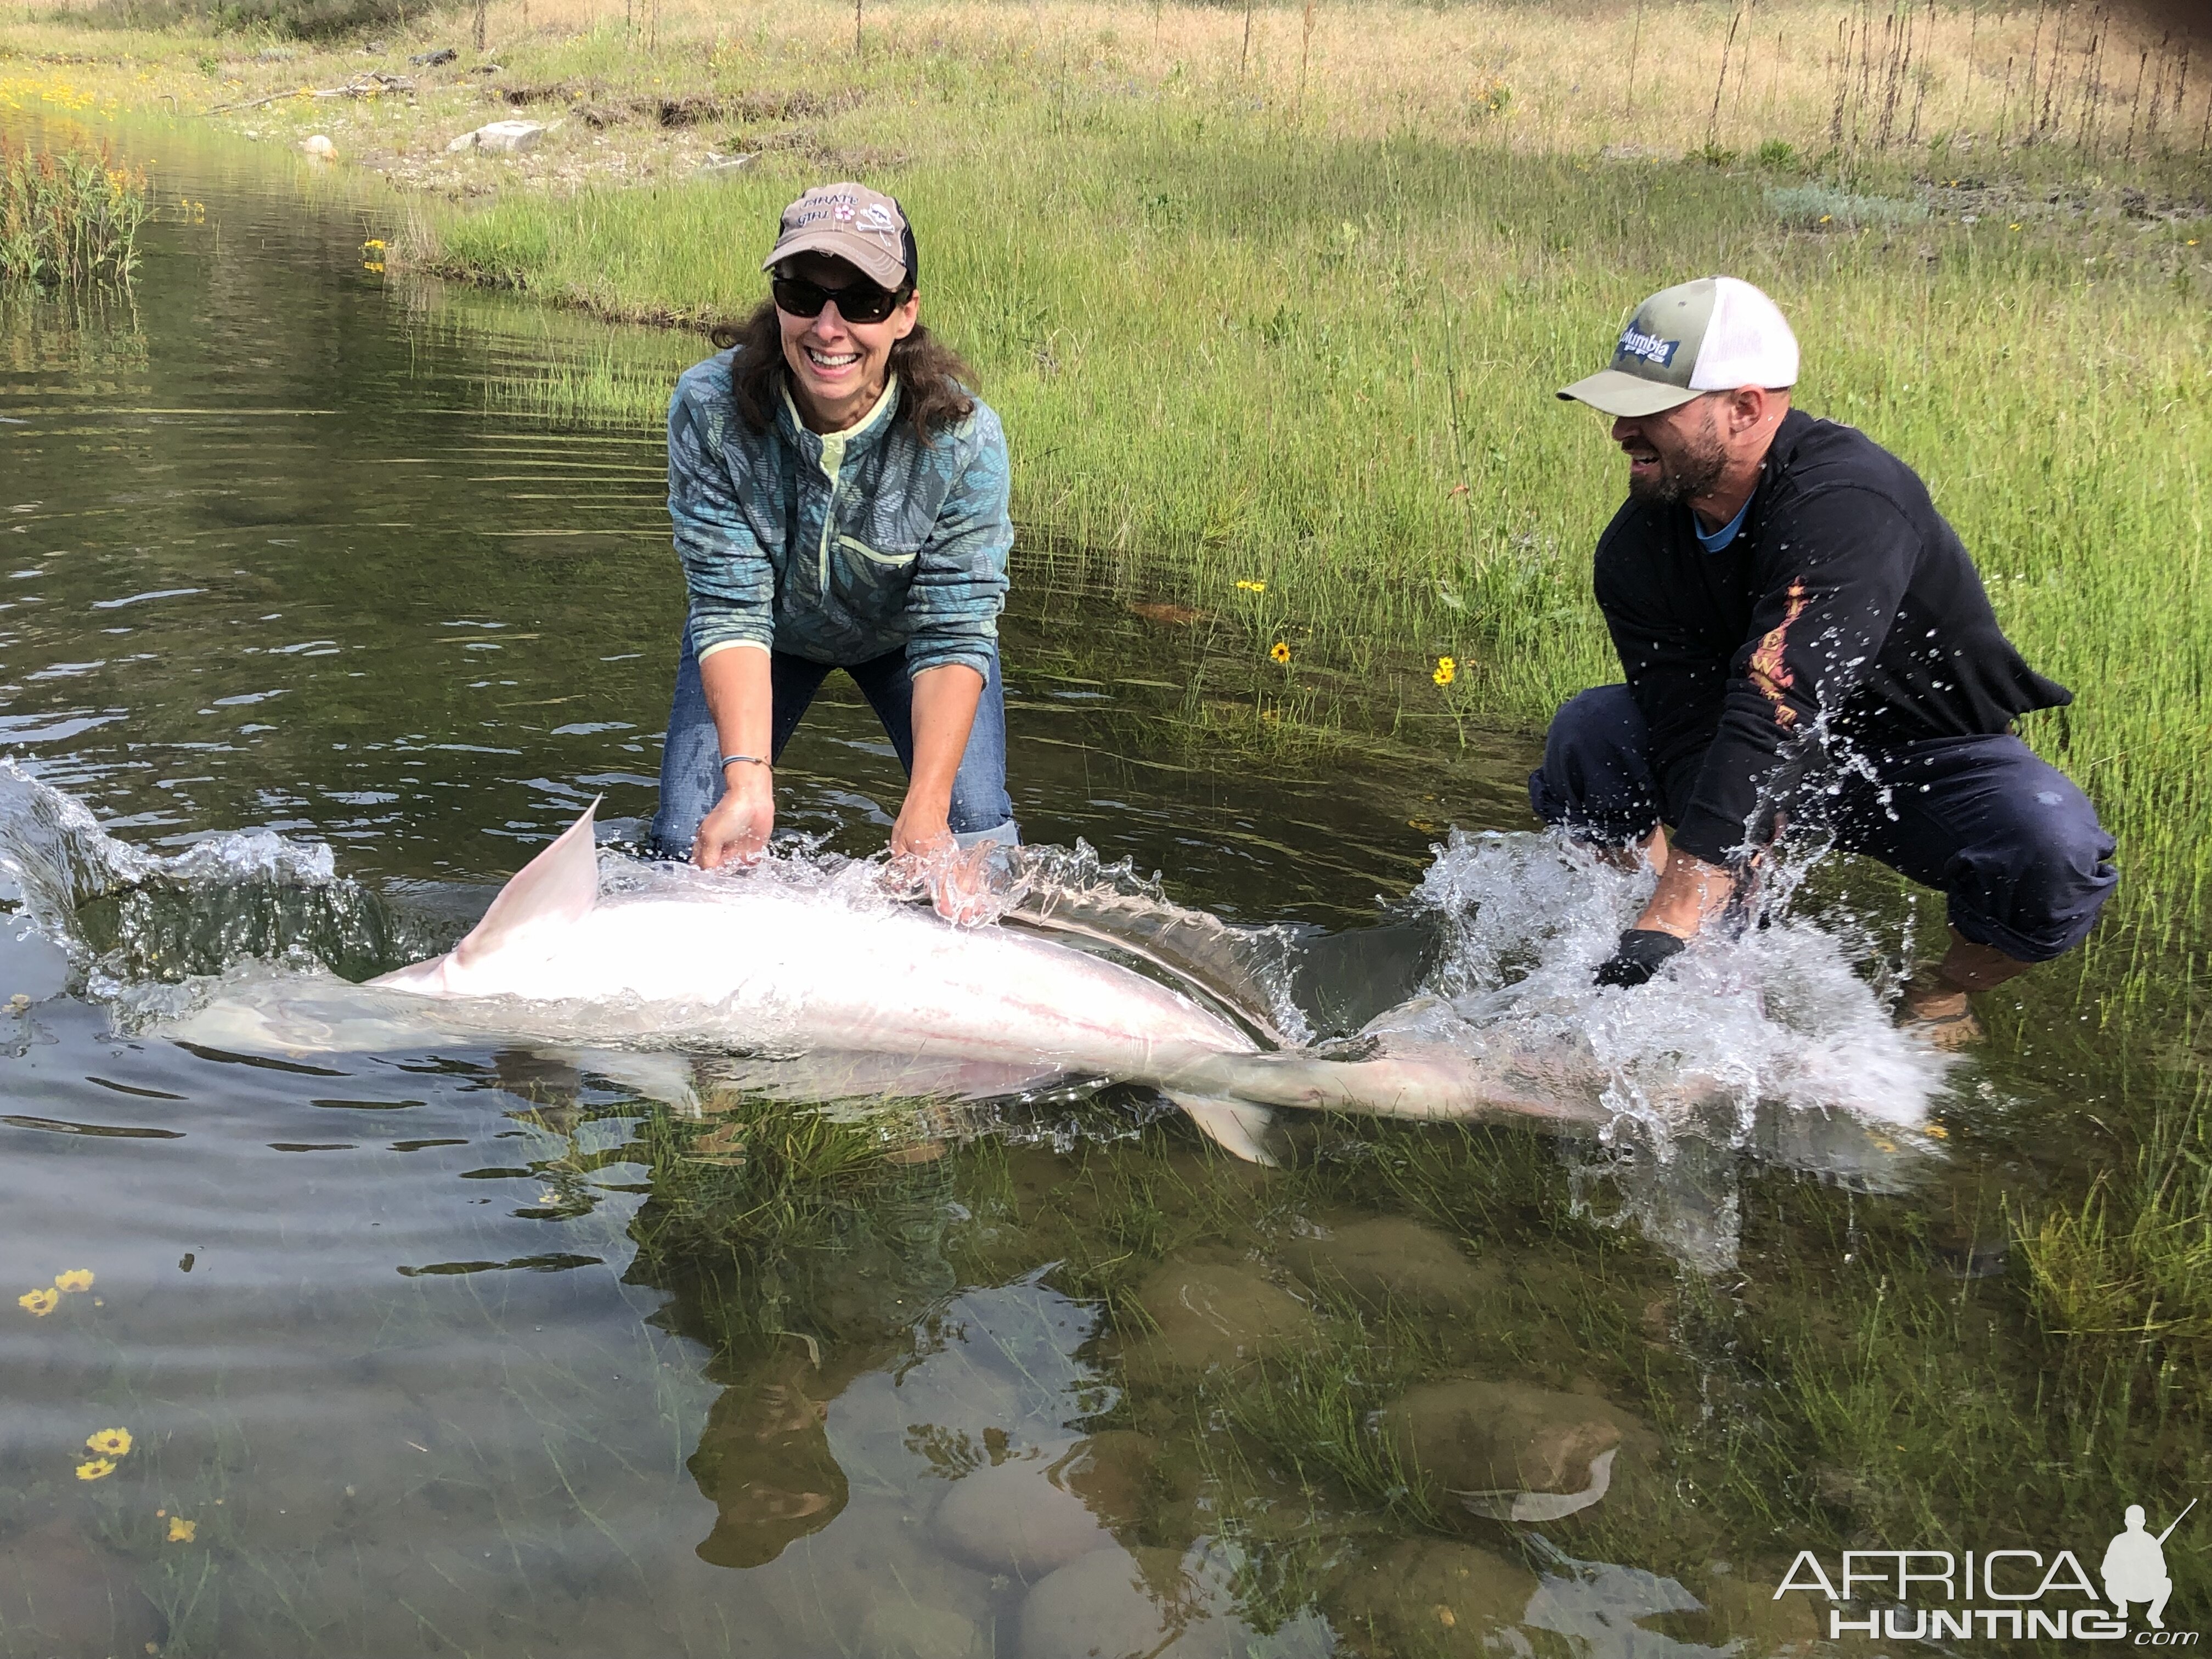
[450,798,602,970]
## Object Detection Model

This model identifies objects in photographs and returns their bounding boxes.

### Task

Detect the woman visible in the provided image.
[651,182,1016,905]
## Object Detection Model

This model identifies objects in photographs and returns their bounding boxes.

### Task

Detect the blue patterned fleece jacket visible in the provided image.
[667,352,1012,681]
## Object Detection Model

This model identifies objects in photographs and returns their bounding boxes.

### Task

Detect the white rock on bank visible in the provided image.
[446,119,554,155]
[299,134,336,159]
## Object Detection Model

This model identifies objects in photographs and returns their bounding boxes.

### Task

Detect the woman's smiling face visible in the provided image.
[776,252,919,433]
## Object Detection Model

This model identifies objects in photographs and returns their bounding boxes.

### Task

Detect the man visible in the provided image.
[1537,276,2115,1040]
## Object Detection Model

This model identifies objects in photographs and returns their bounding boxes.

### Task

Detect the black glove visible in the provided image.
[1593,928,1687,988]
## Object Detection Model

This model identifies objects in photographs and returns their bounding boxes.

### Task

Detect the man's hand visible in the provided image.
[1630,847,1737,940]
[1594,928,1687,988]
[1593,846,1739,988]
[695,765,775,868]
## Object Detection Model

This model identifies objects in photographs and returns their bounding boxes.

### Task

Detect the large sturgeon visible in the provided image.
[160,799,1606,1163]
[146,798,1937,1186]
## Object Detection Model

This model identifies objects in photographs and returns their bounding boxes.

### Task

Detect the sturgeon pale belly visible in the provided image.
[380,890,1259,1079]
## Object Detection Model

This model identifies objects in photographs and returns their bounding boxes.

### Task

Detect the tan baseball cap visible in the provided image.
[1558,276,1799,417]
[761,182,914,289]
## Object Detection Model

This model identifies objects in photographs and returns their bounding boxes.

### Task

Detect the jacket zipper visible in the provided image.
[815,427,848,597]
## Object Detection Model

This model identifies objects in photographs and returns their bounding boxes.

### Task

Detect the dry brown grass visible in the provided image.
[462,0,2212,163]
[5,0,2209,177]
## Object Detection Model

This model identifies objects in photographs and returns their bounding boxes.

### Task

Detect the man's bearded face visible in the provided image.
[1617,396,1729,505]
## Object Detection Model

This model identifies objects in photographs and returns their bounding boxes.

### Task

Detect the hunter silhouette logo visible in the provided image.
[1775,1498,2199,1642]
[2106,1500,2193,1630]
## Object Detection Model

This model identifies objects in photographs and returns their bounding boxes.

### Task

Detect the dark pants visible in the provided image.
[650,630,1017,858]
[1528,685,2117,963]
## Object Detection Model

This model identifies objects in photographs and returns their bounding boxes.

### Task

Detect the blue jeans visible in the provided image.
[650,631,1018,858]
[1529,685,2117,963]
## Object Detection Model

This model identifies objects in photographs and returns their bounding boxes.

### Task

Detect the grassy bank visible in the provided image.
[399,7,2212,911]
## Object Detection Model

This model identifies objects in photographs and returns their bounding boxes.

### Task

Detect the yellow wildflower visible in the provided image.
[19,1288,58,1316]
[1235,579,1266,592]
[86,1427,133,1458]
[1817,213,1832,224]
[2008,223,2021,232]
[54,1269,93,1293]
[167,1516,198,1543]
[362,238,387,251]
[1269,641,1291,665]
[1432,656,1457,687]
[76,1458,116,1481]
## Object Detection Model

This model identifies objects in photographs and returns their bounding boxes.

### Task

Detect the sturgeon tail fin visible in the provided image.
[1166,1091,1281,1166]
[449,797,603,971]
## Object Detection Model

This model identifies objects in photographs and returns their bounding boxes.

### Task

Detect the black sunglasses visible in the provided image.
[771,274,911,326]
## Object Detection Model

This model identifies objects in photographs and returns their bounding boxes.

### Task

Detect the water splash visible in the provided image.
[1386,826,1946,1134]
[1380,826,1954,1269]
[0,759,438,989]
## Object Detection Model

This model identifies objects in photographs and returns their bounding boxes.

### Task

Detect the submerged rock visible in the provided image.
[934,1453,1112,1579]
[1329,1536,1536,1656]
[1697,1569,1823,1652]
[749,1500,994,1655]
[1277,1215,1500,1318]
[1117,1255,1317,1383]
[1380,1378,1651,1521]
[857,1601,989,1659]
[1059,1429,1159,1531]
[1019,1545,1200,1659]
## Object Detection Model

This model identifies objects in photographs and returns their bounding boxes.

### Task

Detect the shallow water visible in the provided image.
[0,114,2141,1659]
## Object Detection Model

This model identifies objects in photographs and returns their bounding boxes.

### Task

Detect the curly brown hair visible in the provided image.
[710,298,978,444]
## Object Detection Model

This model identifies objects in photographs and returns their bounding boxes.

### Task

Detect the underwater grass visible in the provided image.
[611,1075,2212,1623]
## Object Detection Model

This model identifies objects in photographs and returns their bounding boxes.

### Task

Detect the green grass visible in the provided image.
[0,138,147,284]
[412,53,2212,907]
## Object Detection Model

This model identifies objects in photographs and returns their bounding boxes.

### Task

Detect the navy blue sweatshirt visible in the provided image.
[1592,409,2070,865]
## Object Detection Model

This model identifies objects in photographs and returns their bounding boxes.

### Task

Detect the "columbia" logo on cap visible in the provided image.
[1615,325,1679,368]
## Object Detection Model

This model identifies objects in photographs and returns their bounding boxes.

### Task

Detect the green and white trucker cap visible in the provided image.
[1557,276,1799,417]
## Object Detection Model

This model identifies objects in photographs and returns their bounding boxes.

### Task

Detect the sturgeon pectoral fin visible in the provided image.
[1165,1091,1280,1166]
[1452,1446,1617,1523]
[448,797,603,971]
[540,1047,702,1115]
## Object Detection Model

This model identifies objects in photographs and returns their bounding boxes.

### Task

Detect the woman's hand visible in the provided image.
[890,800,994,924]
[695,765,776,868]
